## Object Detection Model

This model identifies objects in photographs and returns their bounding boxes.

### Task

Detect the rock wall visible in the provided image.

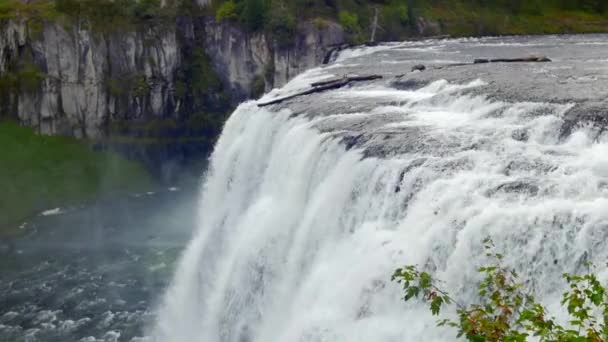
[0,19,179,138]
[203,19,344,102]
[272,21,345,87]
[0,16,344,139]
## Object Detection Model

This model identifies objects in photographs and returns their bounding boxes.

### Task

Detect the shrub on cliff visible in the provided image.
[338,10,365,43]
[216,0,238,21]
[380,1,409,39]
[393,238,608,341]
[338,10,360,33]
[267,1,296,48]
[242,0,269,31]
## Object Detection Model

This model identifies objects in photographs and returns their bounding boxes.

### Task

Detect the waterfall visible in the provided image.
[152,68,608,341]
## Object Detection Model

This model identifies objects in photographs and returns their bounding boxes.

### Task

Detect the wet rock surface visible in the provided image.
[259,34,608,157]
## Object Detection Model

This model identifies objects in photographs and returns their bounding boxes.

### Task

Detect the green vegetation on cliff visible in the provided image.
[213,0,608,41]
[2,0,608,46]
[0,0,184,32]
[424,1,608,37]
[0,122,153,238]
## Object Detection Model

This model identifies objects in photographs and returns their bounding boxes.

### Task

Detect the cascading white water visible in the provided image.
[152,69,608,341]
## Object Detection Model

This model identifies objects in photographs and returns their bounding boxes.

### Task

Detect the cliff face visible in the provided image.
[0,19,179,138]
[0,16,344,139]
[204,19,344,101]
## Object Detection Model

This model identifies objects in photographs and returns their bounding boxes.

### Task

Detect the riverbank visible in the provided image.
[0,122,154,238]
[425,5,608,37]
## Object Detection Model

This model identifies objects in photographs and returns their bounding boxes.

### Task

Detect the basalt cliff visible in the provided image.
[0,14,344,139]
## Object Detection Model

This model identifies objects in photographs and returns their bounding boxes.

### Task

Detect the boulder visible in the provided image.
[411,64,426,72]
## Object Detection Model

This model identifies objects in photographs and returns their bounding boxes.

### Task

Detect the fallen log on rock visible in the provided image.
[309,78,347,87]
[474,56,551,64]
[474,58,489,64]
[491,56,551,62]
[258,75,382,107]
[432,63,471,70]
[310,75,382,87]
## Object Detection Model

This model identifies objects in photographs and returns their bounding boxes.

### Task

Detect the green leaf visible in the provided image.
[467,334,487,342]
[431,297,443,315]
[420,272,432,289]
[404,286,420,301]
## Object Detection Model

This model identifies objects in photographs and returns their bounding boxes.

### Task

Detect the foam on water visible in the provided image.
[41,208,63,216]
[334,43,404,63]
[153,70,608,341]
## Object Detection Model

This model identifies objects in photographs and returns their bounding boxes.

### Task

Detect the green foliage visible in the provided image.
[17,63,46,92]
[393,238,608,341]
[132,75,152,98]
[250,74,266,98]
[312,17,331,30]
[264,61,275,83]
[380,1,409,39]
[105,77,127,97]
[0,0,18,20]
[0,121,153,237]
[0,57,46,119]
[338,10,360,33]
[0,63,46,95]
[216,0,238,21]
[392,265,453,316]
[0,0,182,33]
[132,0,163,19]
[104,74,151,98]
[185,112,228,137]
[242,0,269,31]
[267,1,296,48]
[169,45,230,144]
[175,47,225,109]
[3,0,608,40]
[338,10,366,44]
[423,0,608,37]
[0,0,57,20]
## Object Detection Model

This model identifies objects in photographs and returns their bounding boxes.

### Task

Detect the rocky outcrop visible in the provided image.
[415,17,442,36]
[0,16,344,139]
[0,19,179,138]
[203,20,272,102]
[204,19,344,102]
[272,21,344,87]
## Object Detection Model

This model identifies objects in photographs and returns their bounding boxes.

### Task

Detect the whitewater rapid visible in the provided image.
[152,41,608,341]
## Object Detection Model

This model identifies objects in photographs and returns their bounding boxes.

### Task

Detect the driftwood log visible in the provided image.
[474,56,551,64]
[409,55,552,73]
[257,75,382,107]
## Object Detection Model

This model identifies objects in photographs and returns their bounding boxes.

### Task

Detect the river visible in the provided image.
[0,186,198,342]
